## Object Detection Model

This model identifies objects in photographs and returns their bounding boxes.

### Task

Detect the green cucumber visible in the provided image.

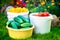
[11,21,18,29]
[18,15,29,23]
[21,23,32,28]
[14,21,21,29]
[7,21,13,25]
[14,21,20,27]
[7,21,13,27]
[14,17,23,24]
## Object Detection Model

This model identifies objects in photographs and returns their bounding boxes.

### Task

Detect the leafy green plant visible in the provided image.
[0,0,11,8]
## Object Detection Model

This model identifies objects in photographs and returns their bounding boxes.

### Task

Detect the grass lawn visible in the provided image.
[0,13,60,40]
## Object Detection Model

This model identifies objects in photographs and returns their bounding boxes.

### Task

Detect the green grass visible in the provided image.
[0,13,60,40]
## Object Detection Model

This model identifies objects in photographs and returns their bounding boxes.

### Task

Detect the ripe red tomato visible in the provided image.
[38,13,45,16]
[43,12,50,16]
[38,12,45,17]
[34,12,50,17]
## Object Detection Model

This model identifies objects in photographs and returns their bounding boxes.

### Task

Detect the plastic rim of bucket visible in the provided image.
[30,13,53,20]
[6,25,34,31]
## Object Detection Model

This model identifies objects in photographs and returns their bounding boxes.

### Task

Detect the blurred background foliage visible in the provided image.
[0,0,60,17]
[0,0,11,9]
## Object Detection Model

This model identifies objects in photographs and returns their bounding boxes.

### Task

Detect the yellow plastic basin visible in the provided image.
[6,26,34,39]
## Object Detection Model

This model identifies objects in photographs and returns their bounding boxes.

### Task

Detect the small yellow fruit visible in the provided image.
[8,8,16,13]
[30,4,33,6]
[8,7,28,13]
[48,6,50,8]
[41,1,45,5]
[16,7,22,13]
[51,0,54,2]
[22,7,28,12]
[25,9,28,12]
[51,3,55,6]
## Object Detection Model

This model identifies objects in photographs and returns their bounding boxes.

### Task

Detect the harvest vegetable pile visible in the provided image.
[7,15,32,29]
[8,7,28,13]
[34,12,50,17]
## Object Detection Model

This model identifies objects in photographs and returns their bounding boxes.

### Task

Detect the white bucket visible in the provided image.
[30,13,53,34]
[7,12,29,21]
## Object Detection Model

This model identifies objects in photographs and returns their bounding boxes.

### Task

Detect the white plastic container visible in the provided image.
[30,13,53,34]
[7,12,29,21]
